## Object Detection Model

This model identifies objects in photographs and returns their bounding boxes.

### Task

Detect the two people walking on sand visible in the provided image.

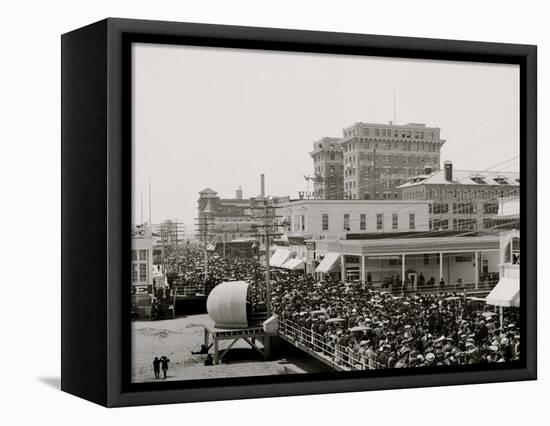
[153,356,170,379]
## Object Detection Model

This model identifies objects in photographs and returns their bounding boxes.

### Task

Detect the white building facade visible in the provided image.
[312,236,500,289]
[131,224,154,293]
[280,199,430,239]
[271,199,429,275]
[484,197,520,324]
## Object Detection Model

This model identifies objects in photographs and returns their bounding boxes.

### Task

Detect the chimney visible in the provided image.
[235,186,243,200]
[260,174,265,198]
[444,161,453,182]
[424,165,433,175]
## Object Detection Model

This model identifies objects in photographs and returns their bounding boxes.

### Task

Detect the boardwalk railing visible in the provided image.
[278,319,385,371]
[175,283,205,297]
[366,280,498,296]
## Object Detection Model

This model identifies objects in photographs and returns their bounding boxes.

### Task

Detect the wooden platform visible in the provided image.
[203,325,268,365]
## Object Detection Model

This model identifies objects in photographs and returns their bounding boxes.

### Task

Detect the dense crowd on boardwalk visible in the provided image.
[270,273,519,369]
[163,248,520,369]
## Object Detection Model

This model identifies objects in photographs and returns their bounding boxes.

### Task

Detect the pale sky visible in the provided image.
[132,43,519,231]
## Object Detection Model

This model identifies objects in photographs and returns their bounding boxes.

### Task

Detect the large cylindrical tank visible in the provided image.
[206,281,249,329]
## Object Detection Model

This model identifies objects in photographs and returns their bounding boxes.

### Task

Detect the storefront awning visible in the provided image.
[281,258,305,271]
[316,252,341,273]
[485,277,520,307]
[269,249,292,268]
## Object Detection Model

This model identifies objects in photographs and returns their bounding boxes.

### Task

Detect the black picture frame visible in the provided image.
[61,17,537,407]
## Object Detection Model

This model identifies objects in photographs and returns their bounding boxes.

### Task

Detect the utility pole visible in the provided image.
[151,220,185,277]
[252,198,281,317]
[175,221,179,256]
[263,198,272,317]
[251,177,283,360]
[203,218,208,283]
[160,221,165,275]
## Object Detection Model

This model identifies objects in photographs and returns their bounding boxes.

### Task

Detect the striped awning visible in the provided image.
[281,258,305,270]
[315,252,341,273]
[485,277,520,307]
[269,249,292,268]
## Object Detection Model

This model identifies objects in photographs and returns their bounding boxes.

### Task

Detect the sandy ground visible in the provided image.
[132,314,330,383]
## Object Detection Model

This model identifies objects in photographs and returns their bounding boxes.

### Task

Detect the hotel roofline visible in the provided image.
[398,169,520,189]
[343,121,441,131]
[281,199,429,206]
[312,234,500,256]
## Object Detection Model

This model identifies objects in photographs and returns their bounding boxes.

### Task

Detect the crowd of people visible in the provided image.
[379,273,440,293]
[270,272,520,369]
[160,247,521,370]
[162,247,266,298]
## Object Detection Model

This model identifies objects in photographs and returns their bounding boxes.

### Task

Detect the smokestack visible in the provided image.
[260,174,265,198]
[444,161,453,182]
[236,186,243,200]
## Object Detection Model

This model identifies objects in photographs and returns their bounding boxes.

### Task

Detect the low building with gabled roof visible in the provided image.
[397,161,519,233]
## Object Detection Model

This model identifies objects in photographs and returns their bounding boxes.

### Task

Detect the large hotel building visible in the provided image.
[311,121,445,200]
[197,187,257,243]
[398,161,519,232]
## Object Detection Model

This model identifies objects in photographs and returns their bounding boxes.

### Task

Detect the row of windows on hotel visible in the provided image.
[429,202,499,215]
[404,187,519,200]
[344,166,433,178]
[341,191,400,200]
[315,164,343,175]
[215,224,254,232]
[214,217,253,222]
[344,153,439,164]
[131,249,149,283]
[315,212,416,232]
[313,138,440,160]
[385,254,474,266]
[343,127,437,140]
[214,232,251,241]
[312,151,342,163]
[344,180,403,191]
[342,139,439,152]
[429,218,495,231]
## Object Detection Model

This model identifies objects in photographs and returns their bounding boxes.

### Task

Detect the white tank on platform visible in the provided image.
[206,281,249,329]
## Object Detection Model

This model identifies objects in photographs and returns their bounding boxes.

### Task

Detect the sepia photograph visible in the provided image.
[129,42,521,384]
